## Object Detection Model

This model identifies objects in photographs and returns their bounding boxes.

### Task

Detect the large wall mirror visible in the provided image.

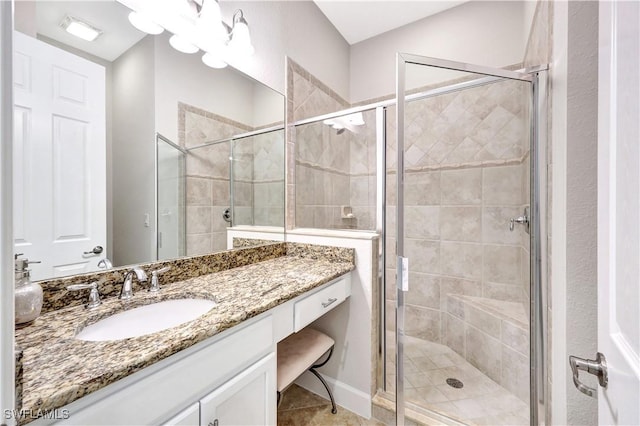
[13,0,285,281]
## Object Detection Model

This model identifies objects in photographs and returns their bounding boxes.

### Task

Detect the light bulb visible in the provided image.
[128,11,163,35]
[169,35,198,54]
[197,0,229,43]
[229,18,254,56]
[202,52,227,69]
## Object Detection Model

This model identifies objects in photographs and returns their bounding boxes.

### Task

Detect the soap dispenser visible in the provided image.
[14,254,43,325]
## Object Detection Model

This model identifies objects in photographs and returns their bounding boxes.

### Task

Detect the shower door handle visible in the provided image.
[397,256,409,291]
[569,352,608,397]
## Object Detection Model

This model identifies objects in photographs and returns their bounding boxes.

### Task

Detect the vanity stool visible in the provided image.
[276,327,337,414]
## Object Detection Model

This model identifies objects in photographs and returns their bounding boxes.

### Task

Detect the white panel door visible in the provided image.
[597,1,640,424]
[13,31,106,280]
[200,353,276,426]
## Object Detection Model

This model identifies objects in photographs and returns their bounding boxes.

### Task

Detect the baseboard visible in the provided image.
[294,371,372,419]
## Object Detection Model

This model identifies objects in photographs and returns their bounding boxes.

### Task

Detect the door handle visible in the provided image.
[83,245,103,255]
[569,352,608,397]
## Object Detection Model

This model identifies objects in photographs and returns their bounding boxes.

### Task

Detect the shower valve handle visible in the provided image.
[509,207,530,233]
[509,216,528,231]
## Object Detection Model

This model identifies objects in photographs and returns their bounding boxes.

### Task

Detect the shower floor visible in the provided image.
[385,333,529,425]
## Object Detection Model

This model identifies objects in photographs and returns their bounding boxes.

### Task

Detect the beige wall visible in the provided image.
[112,36,156,266]
[220,1,351,100]
[349,1,531,104]
[544,1,601,424]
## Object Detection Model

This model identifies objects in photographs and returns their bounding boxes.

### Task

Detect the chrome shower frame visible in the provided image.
[155,133,188,261]
[394,53,548,425]
[286,55,548,425]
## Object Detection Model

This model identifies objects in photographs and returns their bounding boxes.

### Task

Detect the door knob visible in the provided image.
[83,246,103,255]
[569,352,608,397]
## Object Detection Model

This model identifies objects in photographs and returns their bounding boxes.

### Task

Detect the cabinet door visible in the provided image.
[163,402,200,426]
[200,353,276,426]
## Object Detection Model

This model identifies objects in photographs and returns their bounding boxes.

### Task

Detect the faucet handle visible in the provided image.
[149,266,171,292]
[67,281,101,309]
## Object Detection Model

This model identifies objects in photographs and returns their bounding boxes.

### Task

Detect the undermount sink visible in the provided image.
[75,299,217,342]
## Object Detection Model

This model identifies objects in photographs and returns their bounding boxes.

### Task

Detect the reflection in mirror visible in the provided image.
[13,1,285,281]
[156,134,186,260]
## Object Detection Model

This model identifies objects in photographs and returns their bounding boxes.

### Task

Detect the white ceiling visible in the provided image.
[313,0,467,45]
[34,1,146,61]
[29,0,468,61]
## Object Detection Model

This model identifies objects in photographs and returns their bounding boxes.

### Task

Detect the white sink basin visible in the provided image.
[75,299,217,342]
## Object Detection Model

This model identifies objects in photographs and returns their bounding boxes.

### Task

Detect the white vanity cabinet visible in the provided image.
[164,403,199,425]
[34,273,351,426]
[199,353,276,426]
[43,317,275,426]
[163,354,276,426]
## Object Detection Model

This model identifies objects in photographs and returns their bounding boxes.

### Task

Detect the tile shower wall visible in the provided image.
[233,130,285,227]
[295,108,377,230]
[179,103,251,255]
[288,60,377,231]
[180,103,285,255]
[384,78,531,401]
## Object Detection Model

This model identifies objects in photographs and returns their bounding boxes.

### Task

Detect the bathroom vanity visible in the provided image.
[14,243,353,425]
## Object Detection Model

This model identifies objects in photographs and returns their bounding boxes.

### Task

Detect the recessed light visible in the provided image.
[60,16,102,42]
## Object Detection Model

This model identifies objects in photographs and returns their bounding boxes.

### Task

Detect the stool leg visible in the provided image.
[309,368,337,414]
[277,391,282,409]
[309,346,337,414]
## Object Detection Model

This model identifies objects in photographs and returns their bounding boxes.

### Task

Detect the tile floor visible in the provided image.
[385,333,530,425]
[277,384,383,426]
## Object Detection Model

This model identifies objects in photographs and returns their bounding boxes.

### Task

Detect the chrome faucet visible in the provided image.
[120,266,147,300]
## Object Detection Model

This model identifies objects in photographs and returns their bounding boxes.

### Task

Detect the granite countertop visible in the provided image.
[15,249,354,423]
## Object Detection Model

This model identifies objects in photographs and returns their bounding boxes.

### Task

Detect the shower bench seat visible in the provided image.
[444,294,530,401]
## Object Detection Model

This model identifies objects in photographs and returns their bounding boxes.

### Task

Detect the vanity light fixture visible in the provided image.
[128,11,164,35]
[122,0,254,68]
[323,112,366,134]
[60,16,103,42]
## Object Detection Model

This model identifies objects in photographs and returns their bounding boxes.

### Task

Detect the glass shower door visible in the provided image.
[156,134,186,261]
[394,55,536,425]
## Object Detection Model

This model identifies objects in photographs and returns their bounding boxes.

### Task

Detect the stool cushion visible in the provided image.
[277,328,334,392]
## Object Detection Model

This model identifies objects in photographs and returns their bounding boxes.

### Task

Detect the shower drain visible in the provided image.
[446,378,464,389]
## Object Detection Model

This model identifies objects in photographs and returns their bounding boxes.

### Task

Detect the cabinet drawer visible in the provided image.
[294,274,351,332]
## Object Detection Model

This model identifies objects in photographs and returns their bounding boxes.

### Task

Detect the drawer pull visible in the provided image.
[322,298,338,308]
